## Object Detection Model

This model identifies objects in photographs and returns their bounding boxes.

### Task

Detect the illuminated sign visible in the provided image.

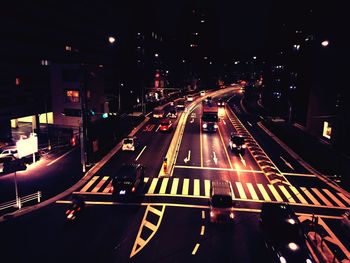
[322,121,332,139]
[16,133,38,158]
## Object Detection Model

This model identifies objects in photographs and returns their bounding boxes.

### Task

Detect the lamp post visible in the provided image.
[80,66,88,173]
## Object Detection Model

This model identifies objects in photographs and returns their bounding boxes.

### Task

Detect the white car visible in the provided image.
[122,137,138,151]
[0,147,18,158]
[187,95,194,102]
[200,90,206,96]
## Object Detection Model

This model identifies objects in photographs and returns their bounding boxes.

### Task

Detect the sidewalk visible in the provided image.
[242,92,350,191]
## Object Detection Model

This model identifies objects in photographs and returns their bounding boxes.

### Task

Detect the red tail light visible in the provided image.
[132,187,136,192]
[71,136,76,146]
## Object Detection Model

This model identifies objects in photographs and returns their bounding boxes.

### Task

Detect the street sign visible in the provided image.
[16,133,38,158]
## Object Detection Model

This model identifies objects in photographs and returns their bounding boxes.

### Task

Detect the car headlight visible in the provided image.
[203,123,207,128]
[214,124,218,129]
[306,259,313,263]
[279,256,287,263]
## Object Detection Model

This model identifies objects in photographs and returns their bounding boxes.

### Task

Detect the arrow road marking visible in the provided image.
[239,153,246,167]
[280,156,294,170]
[213,151,218,165]
[184,150,191,163]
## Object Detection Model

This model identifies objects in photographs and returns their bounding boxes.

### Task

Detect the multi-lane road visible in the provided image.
[1,87,349,263]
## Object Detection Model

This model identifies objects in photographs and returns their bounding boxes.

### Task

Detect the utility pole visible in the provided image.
[80,66,87,173]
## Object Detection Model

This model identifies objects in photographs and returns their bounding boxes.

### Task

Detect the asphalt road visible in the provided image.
[1,87,350,263]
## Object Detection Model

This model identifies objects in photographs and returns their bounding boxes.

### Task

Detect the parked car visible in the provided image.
[229,133,247,154]
[187,94,194,102]
[259,202,314,263]
[209,180,235,223]
[0,155,26,174]
[0,146,18,158]
[122,137,138,152]
[111,164,145,198]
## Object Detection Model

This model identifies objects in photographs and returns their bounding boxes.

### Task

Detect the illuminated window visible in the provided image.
[66,90,80,103]
[322,121,332,139]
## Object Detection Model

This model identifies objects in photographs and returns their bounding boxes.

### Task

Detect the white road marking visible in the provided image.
[222,119,226,125]
[155,125,160,132]
[213,151,218,165]
[47,147,76,166]
[184,150,191,164]
[239,153,246,167]
[135,146,147,161]
[190,118,195,123]
[247,121,252,127]
[280,156,295,170]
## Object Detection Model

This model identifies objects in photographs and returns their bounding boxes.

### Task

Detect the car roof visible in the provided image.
[114,164,141,179]
[211,180,232,196]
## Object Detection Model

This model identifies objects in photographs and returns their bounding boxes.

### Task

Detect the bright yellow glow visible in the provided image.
[322,121,332,139]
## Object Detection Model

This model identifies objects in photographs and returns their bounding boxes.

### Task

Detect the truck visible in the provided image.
[201,100,218,132]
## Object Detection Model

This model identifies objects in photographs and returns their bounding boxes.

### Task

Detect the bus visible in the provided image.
[201,101,218,132]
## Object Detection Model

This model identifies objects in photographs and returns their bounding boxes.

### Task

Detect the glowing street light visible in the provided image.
[108,36,116,44]
[321,40,329,47]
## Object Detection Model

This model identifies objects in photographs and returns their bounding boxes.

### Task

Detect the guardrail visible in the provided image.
[0,191,41,212]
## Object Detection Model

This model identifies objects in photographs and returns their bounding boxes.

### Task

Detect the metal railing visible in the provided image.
[0,191,41,212]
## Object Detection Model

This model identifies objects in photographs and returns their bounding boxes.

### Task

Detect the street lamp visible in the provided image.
[108,36,116,44]
[321,40,329,47]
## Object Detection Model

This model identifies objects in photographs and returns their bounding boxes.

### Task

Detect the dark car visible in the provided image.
[0,156,26,174]
[112,164,145,198]
[259,202,314,263]
[228,133,246,154]
[217,98,225,107]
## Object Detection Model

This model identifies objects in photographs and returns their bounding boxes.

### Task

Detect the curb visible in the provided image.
[0,116,150,223]
[257,121,350,199]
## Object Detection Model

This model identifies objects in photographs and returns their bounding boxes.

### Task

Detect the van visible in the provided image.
[209,180,235,223]
[153,107,165,118]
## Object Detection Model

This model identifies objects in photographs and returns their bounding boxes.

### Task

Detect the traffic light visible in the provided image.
[102,113,108,118]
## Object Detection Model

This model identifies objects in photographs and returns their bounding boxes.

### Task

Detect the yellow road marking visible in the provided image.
[182,178,189,195]
[289,186,307,204]
[92,176,109,192]
[279,185,295,203]
[312,188,332,206]
[171,178,179,195]
[322,189,345,207]
[103,181,112,193]
[144,221,157,232]
[247,183,259,200]
[267,184,283,202]
[218,126,233,169]
[148,178,158,194]
[144,177,149,183]
[257,184,271,201]
[337,192,350,205]
[148,206,163,216]
[204,180,210,197]
[236,182,247,199]
[81,176,99,192]
[200,226,205,236]
[159,178,169,194]
[194,179,200,196]
[300,187,320,205]
[192,243,200,255]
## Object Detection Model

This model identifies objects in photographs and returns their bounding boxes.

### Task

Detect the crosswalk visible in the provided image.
[78,176,350,208]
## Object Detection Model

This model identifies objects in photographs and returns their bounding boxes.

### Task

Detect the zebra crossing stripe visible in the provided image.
[236,182,247,199]
[182,179,189,195]
[144,221,157,232]
[148,178,158,194]
[247,183,259,200]
[300,187,320,205]
[257,184,271,201]
[337,192,350,205]
[268,184,283,202]
[312,188,332,206]
[289,186,307,204]
[159,178,169,194]
[103,182,112,193]
[81,176,99,192]
[204,180,210,197]
[92,176,109,192]
[279,185,295,203]
[194,179,200,196]
[171,178,179,195]
[322,189,345,207]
